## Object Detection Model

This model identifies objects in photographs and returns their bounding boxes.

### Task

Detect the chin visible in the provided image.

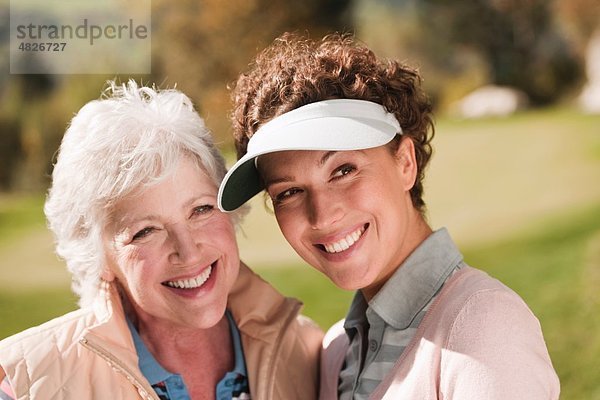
[196,301,229,329]
[326,272,368,292]
[184,314,224,330]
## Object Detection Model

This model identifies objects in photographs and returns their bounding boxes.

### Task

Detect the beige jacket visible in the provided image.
[0,263,323,399]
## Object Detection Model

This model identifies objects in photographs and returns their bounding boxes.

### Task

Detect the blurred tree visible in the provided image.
[0,72,56,191]
[0,73,156,191]
[152,0,353,144]
[420,0,582,105]
[353,0,490,109]
[1,0,352,191]
[554,0,600,52]
[0,115,21,190]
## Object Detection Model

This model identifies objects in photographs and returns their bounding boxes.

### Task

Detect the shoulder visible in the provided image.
[230,264,324,392]
[427,267,531,330]
[436,267,543,347]
[0,308,90,364]
[0,308,93,398]
[267,314,322,400]
[0,308,90,349]
[323,319,347,352]
[230,262,324,343]
[228,262,290,327]
[293,314,324,347]
[322,321,348,368]
[322,320,348,366]
[231,264,326,399]
[276,312,324,364]
[431,267,560,399]
[319,320,348,400]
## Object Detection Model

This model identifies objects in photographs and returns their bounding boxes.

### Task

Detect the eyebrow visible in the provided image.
[319,150,338,166]
[263,175,294,188]
[113,194,214,226]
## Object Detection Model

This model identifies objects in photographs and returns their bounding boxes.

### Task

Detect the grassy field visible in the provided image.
[0,108,599,398]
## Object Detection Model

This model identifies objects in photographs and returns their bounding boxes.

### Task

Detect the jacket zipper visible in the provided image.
[79,337,160,400]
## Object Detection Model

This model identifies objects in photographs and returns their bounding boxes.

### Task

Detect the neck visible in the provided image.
[137,315,230,358]
[118,291,235,398]
[140,315,234,398]
[362,212,432,301]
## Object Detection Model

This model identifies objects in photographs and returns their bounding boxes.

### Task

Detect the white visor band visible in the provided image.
[218,99,402,212]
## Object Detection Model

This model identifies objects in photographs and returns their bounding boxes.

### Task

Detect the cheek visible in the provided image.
[357,175,399,209]
[125,244,160,267]
[274,210,303,244]
[203,217,239,254]
[112,245,159,284]
[118,252,163,306]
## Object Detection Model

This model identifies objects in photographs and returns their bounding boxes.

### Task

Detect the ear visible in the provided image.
[394,136,418,191]
[101,267,116,282]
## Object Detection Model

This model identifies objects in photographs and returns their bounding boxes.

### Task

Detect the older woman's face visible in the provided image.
[103,157,240,330]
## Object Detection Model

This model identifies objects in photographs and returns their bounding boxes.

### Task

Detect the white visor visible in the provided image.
[218,99,401,211]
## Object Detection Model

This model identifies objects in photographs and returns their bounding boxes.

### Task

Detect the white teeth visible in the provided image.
[323,226,365,254]
[165,266,212,289]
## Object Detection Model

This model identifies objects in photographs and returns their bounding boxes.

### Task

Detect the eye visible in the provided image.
[191,204,214,217]
[274,187,302,204]
[132,227,156,241]
[332,164,356,179]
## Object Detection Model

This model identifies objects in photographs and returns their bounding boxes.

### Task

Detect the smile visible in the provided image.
[163,265,212,289]
[322,225,366,254]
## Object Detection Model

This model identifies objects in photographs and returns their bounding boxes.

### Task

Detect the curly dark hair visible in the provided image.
[231,32,435,212]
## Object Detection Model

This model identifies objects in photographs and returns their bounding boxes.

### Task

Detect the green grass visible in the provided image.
[0,194,46,245]
[437,106,600,135]
[0,287,78,339]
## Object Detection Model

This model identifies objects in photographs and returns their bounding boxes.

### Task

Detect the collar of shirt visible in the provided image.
[126,317,173,386]
[344,228,463,333]
[126,310,248,389]
[226,309,248,379]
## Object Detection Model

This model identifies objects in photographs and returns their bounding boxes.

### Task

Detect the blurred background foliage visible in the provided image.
[1,0,599,191]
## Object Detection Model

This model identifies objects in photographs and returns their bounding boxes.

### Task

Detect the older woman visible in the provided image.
[0,81,322,399]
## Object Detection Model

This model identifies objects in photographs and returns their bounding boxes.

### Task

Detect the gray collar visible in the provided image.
[345,228,463,331]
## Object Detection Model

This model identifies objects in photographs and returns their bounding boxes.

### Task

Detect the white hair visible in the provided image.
[45,80,246,307]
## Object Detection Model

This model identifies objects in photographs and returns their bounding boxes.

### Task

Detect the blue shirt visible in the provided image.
[127,311,250,400]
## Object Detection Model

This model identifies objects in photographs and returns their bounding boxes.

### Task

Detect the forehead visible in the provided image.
[257,147,389,180]
[106,158,217,223]
[257,150,334,176]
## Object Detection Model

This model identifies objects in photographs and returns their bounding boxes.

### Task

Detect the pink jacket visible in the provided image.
[320,267,560,400]
[0,263,323,399]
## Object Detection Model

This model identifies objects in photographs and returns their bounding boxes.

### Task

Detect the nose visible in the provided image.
[168,224,203,267]
[307,189,344,230]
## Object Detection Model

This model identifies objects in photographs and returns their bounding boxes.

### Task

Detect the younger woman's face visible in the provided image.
[258,137,426,299]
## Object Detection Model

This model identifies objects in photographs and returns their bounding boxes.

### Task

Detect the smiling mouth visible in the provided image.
[162,264,213,289]
[318,224,368,254]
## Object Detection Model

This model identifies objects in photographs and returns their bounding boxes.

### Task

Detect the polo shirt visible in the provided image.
[127,311,250,400]
[338,228,464,399]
